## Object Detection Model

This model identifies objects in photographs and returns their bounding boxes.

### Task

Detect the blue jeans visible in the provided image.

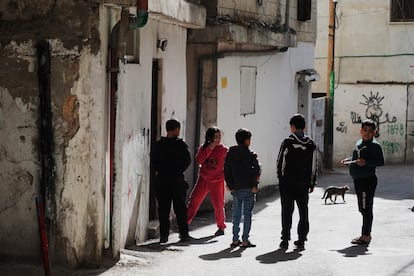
[231,189,255,242]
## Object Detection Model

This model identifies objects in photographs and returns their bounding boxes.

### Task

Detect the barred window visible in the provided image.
[390,0,414,22]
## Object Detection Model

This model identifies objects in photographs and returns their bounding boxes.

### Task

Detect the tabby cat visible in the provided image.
[321,185,350,204]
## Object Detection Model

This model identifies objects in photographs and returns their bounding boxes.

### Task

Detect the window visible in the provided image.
[391,0,414,22]
[125,29,140,63]
[298,0,312,21]
[240,66,257,115]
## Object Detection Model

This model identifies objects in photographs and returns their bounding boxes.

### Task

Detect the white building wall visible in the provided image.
[314,0,414,164]
[217,42,315,187]
[334,84,407,164]
[113,18,188,251]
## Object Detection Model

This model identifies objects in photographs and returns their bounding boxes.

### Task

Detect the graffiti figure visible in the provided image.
[360,91,397,137]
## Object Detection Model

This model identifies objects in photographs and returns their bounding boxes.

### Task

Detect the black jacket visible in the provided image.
[224,145,261,190]
[277,133,317,188]
[151,137,191,178]
[349,138,384,179]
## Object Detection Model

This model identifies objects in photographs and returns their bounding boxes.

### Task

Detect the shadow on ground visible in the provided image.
[334,244,371,257]
[199,246,246,260]
[255,248,302,264]
[190,185,280,232]
[317,164,414,201]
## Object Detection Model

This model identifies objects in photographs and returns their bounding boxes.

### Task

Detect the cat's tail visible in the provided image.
[321,190,327,199]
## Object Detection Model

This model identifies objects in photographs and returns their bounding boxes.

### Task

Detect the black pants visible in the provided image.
[280,184,309,241]
[354,176,377,236]
[155,176,189,239]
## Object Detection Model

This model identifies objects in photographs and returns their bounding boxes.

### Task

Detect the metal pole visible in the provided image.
[324,0,336,170]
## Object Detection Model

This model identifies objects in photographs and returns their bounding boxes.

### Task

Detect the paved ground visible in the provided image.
[1,164,414,276]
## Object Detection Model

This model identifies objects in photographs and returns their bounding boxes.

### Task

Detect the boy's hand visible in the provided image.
[251,186,258,193]
[356,158,366,166]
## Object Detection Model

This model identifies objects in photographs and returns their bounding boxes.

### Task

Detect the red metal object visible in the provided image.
[36,197,52,276]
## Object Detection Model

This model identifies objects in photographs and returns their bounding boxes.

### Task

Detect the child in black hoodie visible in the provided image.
[224,128,261,248]
[151,119,191,243]
[277,114,317,250]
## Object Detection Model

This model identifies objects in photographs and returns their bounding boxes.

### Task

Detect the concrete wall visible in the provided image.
[333,84,408,164]
[314,0,414,90]
[217,42,315,187]
[0,0,204,267]
[0,1,106,266]
[201,0,317,44]
[112,17,189,252]
[314,0,414,164]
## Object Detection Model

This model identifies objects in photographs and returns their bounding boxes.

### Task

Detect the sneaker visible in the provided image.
[214,229,225,236]
[230,240,241,248]
[279,240,289,249]
[241,241,256,248]
[179,234,192,242]
[294,240,305,249]
[160,236,168,244]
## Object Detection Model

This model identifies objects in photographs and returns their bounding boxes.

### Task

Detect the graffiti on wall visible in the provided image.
[381,140,401,155]
[336,121,347,133]
[336,91,401,138]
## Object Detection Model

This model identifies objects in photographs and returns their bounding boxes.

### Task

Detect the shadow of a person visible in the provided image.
[199,246,246,261]
[173,235,218,247]
[335,244,371,257]
[256,248,302,264]
[129,235,217,252]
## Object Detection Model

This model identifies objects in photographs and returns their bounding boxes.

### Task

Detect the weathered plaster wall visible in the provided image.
[214,0,317,44]
[314,0,414,92]
[334,84,408,164]
[217,42,315,187]
[0,0,106,267]
[313,0,414,164]
[112,18,188,252]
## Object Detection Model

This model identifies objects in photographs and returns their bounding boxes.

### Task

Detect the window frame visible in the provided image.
[390,0,414,23]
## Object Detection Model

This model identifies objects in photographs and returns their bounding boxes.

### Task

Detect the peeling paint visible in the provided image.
[0,170,33,213]
[62,95,80,140]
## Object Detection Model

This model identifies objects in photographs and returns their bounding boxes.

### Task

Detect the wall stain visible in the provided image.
[62,94,80,140]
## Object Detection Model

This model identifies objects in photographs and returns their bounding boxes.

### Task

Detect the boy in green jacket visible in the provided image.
[341,119,384,245]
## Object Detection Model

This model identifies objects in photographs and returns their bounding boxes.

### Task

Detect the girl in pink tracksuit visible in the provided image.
[187,127,228,235]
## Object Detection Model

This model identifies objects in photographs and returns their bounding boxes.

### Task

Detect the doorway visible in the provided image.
[150,59,162,220]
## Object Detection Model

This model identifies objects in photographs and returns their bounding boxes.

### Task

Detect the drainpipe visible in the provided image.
[129,0,149,29]
[284,0,291,31]
[36,39,56,255]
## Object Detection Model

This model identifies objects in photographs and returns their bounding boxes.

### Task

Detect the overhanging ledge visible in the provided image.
[149,0,206,29]
[98,0,206,29]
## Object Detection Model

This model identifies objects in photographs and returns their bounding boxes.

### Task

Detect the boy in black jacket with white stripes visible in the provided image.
[277,114,318,250]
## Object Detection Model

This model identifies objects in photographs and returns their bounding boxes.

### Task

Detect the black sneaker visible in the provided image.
[279,240,289,249]
[294,240,305,249]
[214,229,225,236]
[179,234,192,242]
[160,236,168,243]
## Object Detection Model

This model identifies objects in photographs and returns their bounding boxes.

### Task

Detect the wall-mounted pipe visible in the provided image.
[36,39,56,259]
[129,0,148,29]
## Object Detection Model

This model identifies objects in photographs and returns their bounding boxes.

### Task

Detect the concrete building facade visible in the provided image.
[0,0,205,267]
[314,0,414,164]
[186,0,318,188]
